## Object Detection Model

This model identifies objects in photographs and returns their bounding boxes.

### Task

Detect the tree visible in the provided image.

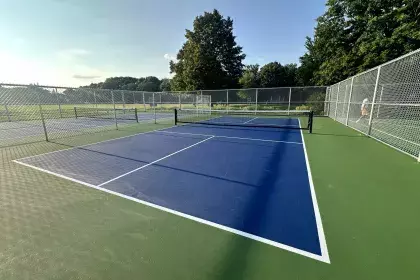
[102,77,138,90]
[259,62,286,88]
[239,64,260,88]
[301,0,420,85]
[170,9,246,91]
[297,38,319,86]
[137,76,161,92]
[282,64,298,86]
[160,78,171,92]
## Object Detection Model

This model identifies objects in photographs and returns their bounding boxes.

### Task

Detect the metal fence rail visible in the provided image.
[0,85,211,147]
[203,86,328,113]
[325,48,420,161]
[0,84,327,147]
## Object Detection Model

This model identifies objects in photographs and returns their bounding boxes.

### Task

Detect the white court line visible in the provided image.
[14,125,177,161]
[96,136,215,187]
[298,119,330,263]
[13,160,98,188]
[13,146,329,263]
[243,117,258,124]
[13,122,329,263]
[158,130,303,145]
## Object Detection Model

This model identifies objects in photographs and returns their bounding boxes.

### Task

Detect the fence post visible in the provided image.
[345,77,354,126]
[55,88,62,118]
[287,87,292,115]
[142,92,146,112]
[4,103,11,122]
[133,92,136,105]
[368,66,382,135]
[334,83,340,120]
[324,87,329,116]
[94,90,98,108]
[153,92,156,124]
[179,94,181,110]
[255,89,258,114]
[376,86,384,118]
[226,89,229,113]
[342,84,348,120]
[111,90,118,130]
[195,94,198,114]
[122,91,126,111]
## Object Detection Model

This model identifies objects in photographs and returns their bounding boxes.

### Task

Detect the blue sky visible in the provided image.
[0,0,326,87]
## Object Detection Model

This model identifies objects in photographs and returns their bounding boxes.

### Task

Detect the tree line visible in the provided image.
[84,76,171,92]
[86,0,420,92]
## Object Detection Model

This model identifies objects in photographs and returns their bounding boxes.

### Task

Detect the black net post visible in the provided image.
[308,111,314,133]
[174,109,178,125]
[74,107,78,119]
[135,108,139,123]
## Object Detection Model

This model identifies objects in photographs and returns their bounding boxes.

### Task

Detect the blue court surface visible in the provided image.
[14,116,329,262]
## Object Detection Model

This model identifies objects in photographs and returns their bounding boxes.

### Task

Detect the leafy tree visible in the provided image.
[297,38,319,86]
[102,77,138,90]
[239,64,260,88]
[160,78,171,92]
[137,76,161,92]
[301,0,420,85]
[282,64,298,86]
[170,9,246,91]
[259,62,287,87]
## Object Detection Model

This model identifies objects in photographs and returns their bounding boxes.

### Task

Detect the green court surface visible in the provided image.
[0,117,419,279]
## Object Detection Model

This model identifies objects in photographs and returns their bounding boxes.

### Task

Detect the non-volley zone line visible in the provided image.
[156,130,303,145]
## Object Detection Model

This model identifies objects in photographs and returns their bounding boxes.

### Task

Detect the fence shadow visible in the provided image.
[311,132,367,138]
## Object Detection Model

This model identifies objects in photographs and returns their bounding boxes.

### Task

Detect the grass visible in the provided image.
[0,117,419,279]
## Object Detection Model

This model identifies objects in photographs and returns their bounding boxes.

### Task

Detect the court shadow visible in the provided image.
[212,118,296,279]
[50,137,279,190]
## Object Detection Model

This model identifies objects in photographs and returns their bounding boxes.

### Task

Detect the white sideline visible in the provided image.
[243,117,258,124]
[13,145,330,263]
[157,130,303,145]
[13,122,330,263]
[96,136,215,187]
[298,119,331,263]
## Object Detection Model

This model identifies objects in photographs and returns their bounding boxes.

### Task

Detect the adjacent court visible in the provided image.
[0,110,172,144]
[14,112,329,263]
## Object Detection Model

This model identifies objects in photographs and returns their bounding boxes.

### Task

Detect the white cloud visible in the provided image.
[73,74,102,80]
[163,53,176,61]
[56,48,91,62]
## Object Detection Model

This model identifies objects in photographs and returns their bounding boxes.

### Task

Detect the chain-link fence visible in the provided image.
[0,83,328,147]
[325,49,420,161]
[202,86,327,112]
[0,85,212,147]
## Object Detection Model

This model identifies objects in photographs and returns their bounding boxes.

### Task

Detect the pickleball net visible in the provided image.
[74,107,139,122]
[175,109,314,133]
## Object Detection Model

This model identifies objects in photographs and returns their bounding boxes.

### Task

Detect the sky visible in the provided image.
[0,0,326,87]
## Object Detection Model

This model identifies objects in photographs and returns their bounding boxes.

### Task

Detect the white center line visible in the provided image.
[96,136,215,187]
